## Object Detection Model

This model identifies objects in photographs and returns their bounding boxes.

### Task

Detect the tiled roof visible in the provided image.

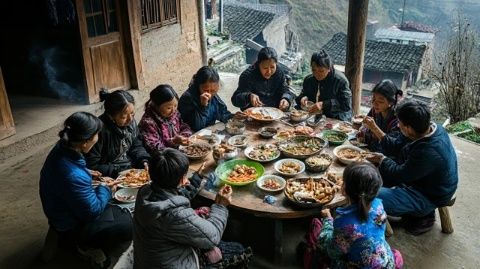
[322,32,427,73]
[224,4,275,43]
[375,28,435,43]
[224,0,290,16]
[400,21,436,33]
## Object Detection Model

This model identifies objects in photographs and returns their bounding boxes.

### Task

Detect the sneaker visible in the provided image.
[77,247,111,269]
[405,211,435,236]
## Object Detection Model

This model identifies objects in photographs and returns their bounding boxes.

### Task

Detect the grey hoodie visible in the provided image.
[133,185,228,269]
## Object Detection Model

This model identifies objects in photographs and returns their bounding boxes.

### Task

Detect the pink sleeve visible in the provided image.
[139,119,166,153]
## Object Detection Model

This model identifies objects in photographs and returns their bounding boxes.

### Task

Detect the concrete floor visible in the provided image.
[0,73,479,268]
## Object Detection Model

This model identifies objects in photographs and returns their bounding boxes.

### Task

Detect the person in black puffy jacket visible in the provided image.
[86,90,150,178]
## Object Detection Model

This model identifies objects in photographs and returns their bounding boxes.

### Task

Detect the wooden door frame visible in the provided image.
[74,0,138,103]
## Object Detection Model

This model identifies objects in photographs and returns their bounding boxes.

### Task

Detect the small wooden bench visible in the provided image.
[385,196,456,237]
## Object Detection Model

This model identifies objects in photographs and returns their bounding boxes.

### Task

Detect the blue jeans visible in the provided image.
[377,186,436,217]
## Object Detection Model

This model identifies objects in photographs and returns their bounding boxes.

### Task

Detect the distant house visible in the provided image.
[0,0,204,140]
[374,27,434,46]
[323,33,427,91]
[223,0,301,72]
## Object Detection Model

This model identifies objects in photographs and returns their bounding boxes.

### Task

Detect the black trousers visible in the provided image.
[59,205,133,249]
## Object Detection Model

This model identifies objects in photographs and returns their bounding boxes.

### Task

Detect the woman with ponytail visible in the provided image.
[178,66,237,132]
[310,163,403,268]
[40,112,132,268]
[86,89,150,178]
[357,80,408,155]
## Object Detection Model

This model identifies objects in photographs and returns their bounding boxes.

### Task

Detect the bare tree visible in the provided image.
[433,12,480,123]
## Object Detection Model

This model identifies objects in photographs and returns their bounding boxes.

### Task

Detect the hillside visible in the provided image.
[260,0,480,56]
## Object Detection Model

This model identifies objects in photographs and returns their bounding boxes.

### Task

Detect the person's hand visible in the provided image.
[197,161,207,177]
[309,101,323,114]
[321,208,332,218]
[279,99,290,111]
[200,92,212,107]
[143,162,149,172]
[300,96,309,106]
[102,177,120,193]
[249,94,264,107]
[365,152,385,166]
[172,135,189,145]
[215,185,232,206]
[362,116,378,130]
[88,169,102,179]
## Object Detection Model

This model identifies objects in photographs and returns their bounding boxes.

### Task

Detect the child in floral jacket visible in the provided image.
[314,163,403,269]
[139,84,192,154]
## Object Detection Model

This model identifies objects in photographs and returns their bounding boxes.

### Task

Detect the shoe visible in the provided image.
[404,211,435,236]
[77,247,111,269]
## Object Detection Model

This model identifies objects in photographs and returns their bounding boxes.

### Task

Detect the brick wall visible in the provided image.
[139,0,203,96]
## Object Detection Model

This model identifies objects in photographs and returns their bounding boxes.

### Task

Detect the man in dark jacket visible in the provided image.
[367,100,458,235]
[231,47,294,110]
[296,50,352,121]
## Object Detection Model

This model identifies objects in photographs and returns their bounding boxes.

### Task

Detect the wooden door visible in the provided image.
[0,67,15,140]
[76,0,131,103]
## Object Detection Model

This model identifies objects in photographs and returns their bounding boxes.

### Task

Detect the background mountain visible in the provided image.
[260,0,480,56]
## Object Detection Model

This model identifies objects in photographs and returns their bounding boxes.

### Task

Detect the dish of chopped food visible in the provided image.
[244,144,280,162]
[256,175,286,192]
[274,158,305,176]
[117,169,150,188]
[179,142,211,160]
[284,177,337,207]
[244,107,284,122]
[279,136,326,159]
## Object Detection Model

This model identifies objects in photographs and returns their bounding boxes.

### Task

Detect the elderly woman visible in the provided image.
[40,112,132,268]
[296,50,352,121]
[86,90,150,178]
[178,66,234,132]
[231,47,294,111]
[358,80,407,154]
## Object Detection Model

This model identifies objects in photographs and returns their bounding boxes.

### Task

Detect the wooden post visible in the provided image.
[197,0,208,65]
[438,207,454,234]
[0,67,15,140]
[218,0,223,33]
[345,0,369,115]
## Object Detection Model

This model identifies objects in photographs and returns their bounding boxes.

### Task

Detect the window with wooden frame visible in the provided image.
[141,0,180,32]
[84,0,118,37]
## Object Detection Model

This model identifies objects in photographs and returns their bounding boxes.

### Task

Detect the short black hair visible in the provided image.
[99,89,135,116]
[149,148,189,189]
[190,66,220,91]
[372,80,403,105]
[256,47,278,65]
[59,112,103,145]
[396,99,431,134]
[343,162,382,222]
[311,49,332,69]
[146,84,178,109]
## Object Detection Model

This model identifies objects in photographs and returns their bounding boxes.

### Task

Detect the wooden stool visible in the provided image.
[438,196,456,234]
[385,196,456,237]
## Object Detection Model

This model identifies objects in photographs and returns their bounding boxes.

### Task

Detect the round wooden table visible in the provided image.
[188,118,353,262]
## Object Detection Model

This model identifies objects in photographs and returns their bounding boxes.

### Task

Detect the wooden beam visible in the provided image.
[345,0,369,115]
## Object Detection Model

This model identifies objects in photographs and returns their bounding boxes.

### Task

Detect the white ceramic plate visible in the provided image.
[244,144,280,163]
[228,135,249,148]
[114,188,138,204]
[333,145,366,165]
[274,158,306,177]
[256,175,286,192]
[245,107,284,122]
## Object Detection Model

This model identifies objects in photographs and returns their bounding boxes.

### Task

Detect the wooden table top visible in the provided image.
[189,118,351,219]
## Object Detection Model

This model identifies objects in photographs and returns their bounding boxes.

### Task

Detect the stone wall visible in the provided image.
[139,1,203,95]
[261,15,288,56]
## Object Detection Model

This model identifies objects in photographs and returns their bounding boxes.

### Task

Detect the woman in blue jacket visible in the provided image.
[178,66,235,132]
[40,112,132,268]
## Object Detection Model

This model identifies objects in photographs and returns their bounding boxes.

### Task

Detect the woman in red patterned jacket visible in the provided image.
[138,84,192,154]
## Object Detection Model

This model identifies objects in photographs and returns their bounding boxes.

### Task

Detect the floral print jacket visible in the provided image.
[138,105,192,154]
[318,198,397,269]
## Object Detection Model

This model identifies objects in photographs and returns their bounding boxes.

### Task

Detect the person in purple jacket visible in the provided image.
[138,84,192,154]
[40,112,132,268]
